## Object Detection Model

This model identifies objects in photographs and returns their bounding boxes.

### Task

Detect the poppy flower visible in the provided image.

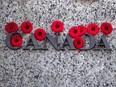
[5,22,18,33]
[100,22,112,35]
[51,20,64,33]
[21,21,33,34]
[34,28,46,41]
[73,36,84,49]
[87,23,99,35]
[77,25,87,36]
[69,26,80,38]
[10,34,23,47]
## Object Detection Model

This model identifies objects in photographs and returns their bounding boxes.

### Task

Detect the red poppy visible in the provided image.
[34,28,46,41]
[77,25,87,36]
[73,36,84,49]
[100,22,112,35]
[87,23,99,35]
[5,22,18,33]
[69,26,80,38]
[21,21,33,34]
[10,34,23,47]
[51,20,64,33]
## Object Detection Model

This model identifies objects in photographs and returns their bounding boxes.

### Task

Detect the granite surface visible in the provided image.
[0,0,116,87]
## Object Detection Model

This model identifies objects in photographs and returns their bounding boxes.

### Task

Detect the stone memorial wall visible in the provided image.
[0,0,116,87]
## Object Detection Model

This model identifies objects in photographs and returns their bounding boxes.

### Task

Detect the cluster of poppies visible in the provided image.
[5,21,46,47]
[5,20,113,49]
[68,22,112,49]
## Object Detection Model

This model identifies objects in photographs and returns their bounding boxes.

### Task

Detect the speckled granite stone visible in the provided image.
[0,0,116,87]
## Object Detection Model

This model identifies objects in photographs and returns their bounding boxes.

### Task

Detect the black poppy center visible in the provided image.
[38,32,42,36]
[25,25,29,29]
[105,26,108,30]
[10,26,13,29]
[77,40,81,44]
[55,25,59,28]
[80,29,83,32]
[15,39,18,43]
[74,30,77,33]
[91,27,95,31]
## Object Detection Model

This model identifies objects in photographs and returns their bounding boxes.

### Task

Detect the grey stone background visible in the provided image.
[0,0,116,87]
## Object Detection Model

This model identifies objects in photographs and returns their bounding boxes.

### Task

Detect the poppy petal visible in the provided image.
[69,26,80,38]
[87,23,99,35]
[73,36,84,49]
[21,21,33,34]
[77,25,87,36]
[100,22,112,35]
[5,22,18,33]
[10,34,23,47]
[34,28,46,41]
[51,20,64,33]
